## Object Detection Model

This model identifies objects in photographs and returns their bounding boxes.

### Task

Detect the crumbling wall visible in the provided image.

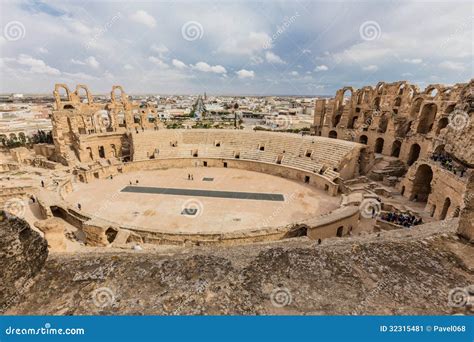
[0,213,48,312]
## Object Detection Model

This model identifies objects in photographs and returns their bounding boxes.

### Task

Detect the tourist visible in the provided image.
[41,180,44,187]
[78,203,81,210]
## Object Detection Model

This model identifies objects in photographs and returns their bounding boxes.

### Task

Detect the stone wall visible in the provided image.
[0,214,48,313]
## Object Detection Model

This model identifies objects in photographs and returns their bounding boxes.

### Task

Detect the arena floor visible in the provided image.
[65,168,340,234]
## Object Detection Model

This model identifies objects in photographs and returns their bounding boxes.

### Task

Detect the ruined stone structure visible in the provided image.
[51,84,159,165]
[314,80,473,240]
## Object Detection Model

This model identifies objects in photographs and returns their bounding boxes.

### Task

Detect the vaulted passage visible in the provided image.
[410,164,433,202]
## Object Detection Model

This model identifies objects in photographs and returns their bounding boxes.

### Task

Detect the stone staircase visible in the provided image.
[368,156,407,182]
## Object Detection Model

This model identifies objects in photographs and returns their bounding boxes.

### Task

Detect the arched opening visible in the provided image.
[105,227,118,244]
[328,130,337,139]
[407,143,421,166]
[416,103,437,134]
[394,97,402,107]
[434,144,445,154]
[336,226,344,237]
[110,144,116,158]
[445,104,455,115]
[440,197,451,220]
[78,174,85,183]
[64,104,75,109]
[374,137,384,154]
[332,114,341,128]
[430,205,436,217]
[435,117,449,134]
[86,147,93,160]
[401,185,405,196]
[359,135,368,144]
[373,97,381,111]
[348,116,358,129]
[377,113,388,133]
[410,164,433,202]
[391,140,402,157]
[98,145,105,158]
[410,98,423,117]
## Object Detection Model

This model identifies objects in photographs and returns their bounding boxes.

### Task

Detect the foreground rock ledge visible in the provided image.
[3,217,473,315]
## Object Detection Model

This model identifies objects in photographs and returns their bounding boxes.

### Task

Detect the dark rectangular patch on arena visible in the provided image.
[202,177,214,181]
[121,186,284,201]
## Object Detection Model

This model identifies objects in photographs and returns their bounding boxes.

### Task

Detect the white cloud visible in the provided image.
[17,54,60,75]
[37,47,48,54]
[151,43,169,57]
[85,56,100,69]
[172,59,187,69]
[124,64,134,70]
[130,10,156,28]
[289,71,299,76]
[250,56,264,65]
[71,58,85,65]
[403,58,423,64]
[315,65,328,72]
[219,32,271,55]
[193,62,226,74]
[265,51,285,64]
[148,56,169,69]
[236,69,255,79]
[362,65,378,72]
[438,61,465,71]
[63,72,98,80]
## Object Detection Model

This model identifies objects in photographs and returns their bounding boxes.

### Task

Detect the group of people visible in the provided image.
[380,211,423,228]
[187,174,194,180]
[430,153,467,177]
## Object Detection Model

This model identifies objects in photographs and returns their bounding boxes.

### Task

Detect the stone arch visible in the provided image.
[378,113,389,133]
[105,227,118,244]
[328,130,337,139]
[110,144,116,158]
[391,140,402,157]
[445,104,456,115]
[359,135,368,144]
[98,145,105,158]
[332,114,342,128]
[434,144,445,154]
[376,82,385,95]
[75,84,93,104]
[86,147,93,160]
[111,85,128,105]
[410,164,433,202]
[336,226,344,237]
[394,97,402,107]
[440,197,451,220]
[53,84,71,107]
[407,143,421,166]
[416,103,437,134]
[374,137,384,154]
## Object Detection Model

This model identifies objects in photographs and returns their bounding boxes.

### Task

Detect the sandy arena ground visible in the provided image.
[65,167,341,234]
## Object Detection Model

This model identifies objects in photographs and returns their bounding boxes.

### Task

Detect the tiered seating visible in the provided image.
[131,129,359,181]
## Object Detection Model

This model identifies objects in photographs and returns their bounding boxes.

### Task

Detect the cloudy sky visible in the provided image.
[0,0,472,95]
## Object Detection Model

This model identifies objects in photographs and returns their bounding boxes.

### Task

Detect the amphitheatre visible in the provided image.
[1,80,473,315]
